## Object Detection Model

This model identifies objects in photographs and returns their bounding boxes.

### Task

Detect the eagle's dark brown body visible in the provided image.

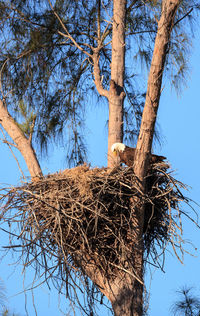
[119,146,166,167]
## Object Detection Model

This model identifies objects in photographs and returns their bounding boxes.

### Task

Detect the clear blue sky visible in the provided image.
[0,21,200,316]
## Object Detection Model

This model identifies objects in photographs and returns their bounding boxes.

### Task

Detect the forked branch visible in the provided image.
[48,0,109,98]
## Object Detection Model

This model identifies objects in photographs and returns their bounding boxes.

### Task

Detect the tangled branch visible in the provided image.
[0,163,198,310]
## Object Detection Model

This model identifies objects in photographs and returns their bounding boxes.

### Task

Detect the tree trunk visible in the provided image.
[69,2,181,315]
[109,236,144,316]
[0,100,42,178]
[83,247,144,315]
[128,3,181,314]
[81,248,143,316]
[110,274,143,316]
[120,2,181,316]
[134,0,181,180]
[107,0,126,167]
[81,188,144,316]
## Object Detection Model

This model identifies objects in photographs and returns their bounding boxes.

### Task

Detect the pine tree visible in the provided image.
[0,1,199,315]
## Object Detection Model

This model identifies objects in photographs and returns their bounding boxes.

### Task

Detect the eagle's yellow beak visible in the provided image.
[112,150,117,156]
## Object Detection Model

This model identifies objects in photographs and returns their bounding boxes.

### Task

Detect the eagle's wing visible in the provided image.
[119,145,165,166]
[119,147,136,167]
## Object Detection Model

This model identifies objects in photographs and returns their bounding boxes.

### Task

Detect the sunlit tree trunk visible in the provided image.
[0,100,42,178]
[82,198,144,316]
[110,237,144,316]
[90,1,181,315]
[134,0,181,180]
[107,0,126,167]
[131,2,181,315]
[0,0,181,315]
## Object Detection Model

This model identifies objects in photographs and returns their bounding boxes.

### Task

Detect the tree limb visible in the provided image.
[0,99,42,178]
[57,31,92,58]
[174,8,193,27]
[134,0,181,180]
[48,0,92,58]
[48,0,109,98]
[92,50,109,98]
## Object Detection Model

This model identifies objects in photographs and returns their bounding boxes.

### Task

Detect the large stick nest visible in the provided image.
[0,162,191,280]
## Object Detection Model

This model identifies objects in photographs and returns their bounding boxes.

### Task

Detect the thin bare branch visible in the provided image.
[174,8,193,26]
[97,0,101,47]
[48,0,92,58]
[0,126,26,180]
[57,31,92,57]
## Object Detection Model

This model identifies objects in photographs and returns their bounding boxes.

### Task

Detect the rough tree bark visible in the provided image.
[69,1,181,315]
[131,1,181,315]
[0,0,181,315]
[107,0,126,167]
[80,237,143,316]
[103,1,181,314]
[0,99,42,178]
[134,0,181,179]
[109,221,144,316]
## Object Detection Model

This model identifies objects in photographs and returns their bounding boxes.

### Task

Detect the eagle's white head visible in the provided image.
[111,143,125,156]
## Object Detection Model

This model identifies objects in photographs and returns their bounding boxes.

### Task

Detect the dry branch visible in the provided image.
[0,162,198,315]
[0,163,195,277]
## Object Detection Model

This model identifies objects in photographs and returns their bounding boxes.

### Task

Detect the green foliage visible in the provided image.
[15,99,36,138]
[0,0,199,165]
[171,287,200,316]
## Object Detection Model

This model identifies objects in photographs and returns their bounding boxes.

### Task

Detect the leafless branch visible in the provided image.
[57,31,92,57]
[174,8,193,26]
[0,126,26,180]
[48,0,92,58]
[0,162,198,311]
[2,139,17,148]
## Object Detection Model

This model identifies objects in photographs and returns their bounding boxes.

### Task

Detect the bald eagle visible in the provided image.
[111,143,166,167]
